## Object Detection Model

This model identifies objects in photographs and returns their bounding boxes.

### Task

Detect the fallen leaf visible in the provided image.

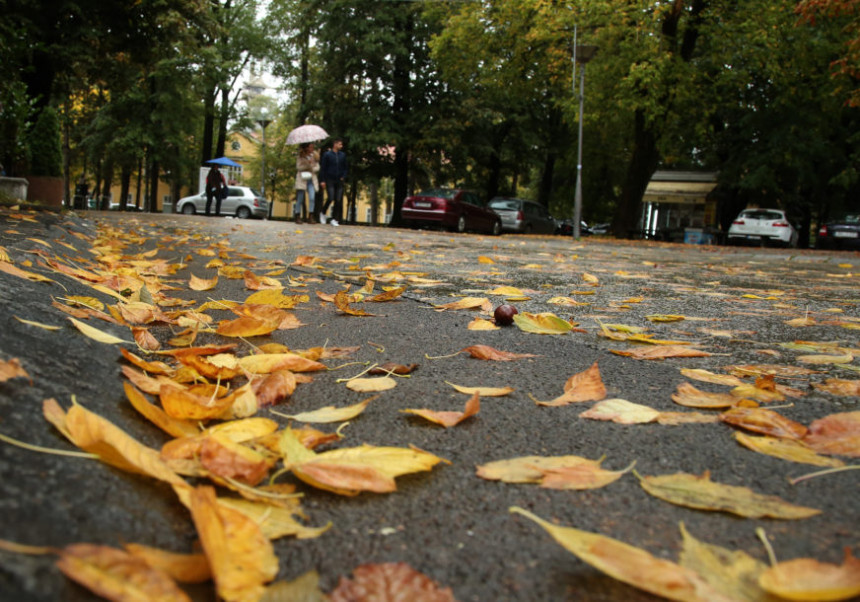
[730,383,785,403]
[274,397,374,423]
[434,297,492,312]
[402,392,480,427]
[368,362,418,375]
[461,345,538,361]
[13,316,61,331]
[189,486,278,601]
[537,362,607,406]
[446,382,514,396]
[672,382,736,409]
[252,370,297,407]
[199,433,274,486]
[334,290,375,316]
[803,411,860,457]
[467,317,500,330]
[330,562,455,602]
[262,571,327,601]
[56,543,190,602]
[637,471,820,519]
[510,507,731,602]
[612,346,711,360]
[68,317,131,345]
[513,312,574,334]
[720,407,809,440]
[758,548,860,601]
[797,353,854,365]
[477,454,632,490]
[159,383,245,421]
[813,379,860,396]
[189,273,218,291]
[124,382,199,438]
[734,432,845,467]
[0,358,30,382]
[124,543,211,584]
[238,353,325,374]
[646,314,686,322]
[369,286,407,302]
[579,398,661,424]
[345,376,397,392]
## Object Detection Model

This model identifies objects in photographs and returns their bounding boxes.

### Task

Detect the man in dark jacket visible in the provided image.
[205,166,225,216]
[319,138,348,225]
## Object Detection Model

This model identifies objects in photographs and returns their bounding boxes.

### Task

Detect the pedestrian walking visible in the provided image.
[204,166,226,216]
[320,138,348,226]
[294,142,320,224]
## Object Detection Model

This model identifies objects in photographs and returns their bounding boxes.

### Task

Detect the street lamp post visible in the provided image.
[572,42,598,239]
[256,107,271,200]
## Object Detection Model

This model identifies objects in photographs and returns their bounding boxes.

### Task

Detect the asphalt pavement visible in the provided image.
[0,208,857,601]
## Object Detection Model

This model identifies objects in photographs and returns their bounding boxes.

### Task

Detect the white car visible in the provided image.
[727,208,798,247]
[176,186,268,219]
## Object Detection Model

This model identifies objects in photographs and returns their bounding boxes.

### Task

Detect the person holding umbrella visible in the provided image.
[293,142,319,223]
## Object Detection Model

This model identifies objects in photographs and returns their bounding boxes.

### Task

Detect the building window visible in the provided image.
[365,208,372,223]
[163,195,172,204]
[231,141,241,151]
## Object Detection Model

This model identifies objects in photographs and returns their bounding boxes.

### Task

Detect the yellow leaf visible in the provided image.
[467,317,500,330]
[478,455,631,490]
[510,507,730,602]
[758,549,860,601]
[638,471,820,519]
[124,543,211,584]
[485,286,524,296]
[189,273,218,291]
[797,353,854,365]
[478,255,495,264]
[536,361,606,406]
[14,316,60,330]
[446,382,513,396]
[672,382,737,409]
[63,296,105,311]
[582,272,599,284]
[124,383,199,439]
[680,368,743,387]
[513,312,574,334]
[734,432,845,467]
[579,399,662,424]
[434,297,492,312]
[68,317,131,345]
[238,353,325,374]
[275,398,374,423]
[646,314,686,322]
[611,346,711,360]
[189,486,278,602]
[56,544,191,602]
[0,358,30,382]
[345,376,397,392]
[402,392,480,428]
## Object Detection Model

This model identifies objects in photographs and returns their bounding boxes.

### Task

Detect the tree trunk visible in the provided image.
[201,91,215,164]
[612,110,659,238]
[537,152,556,208]
[120,166,132,210]
[388,12,414,227]
[148,160,160,213]
[216,88,229,159]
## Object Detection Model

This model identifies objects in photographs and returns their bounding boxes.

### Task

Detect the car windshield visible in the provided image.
[489,199,520,210]
[249,188,262,197]
[417,188,456,199]
[741,210,783,220]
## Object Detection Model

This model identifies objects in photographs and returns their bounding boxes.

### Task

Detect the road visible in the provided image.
[0,209,857,601]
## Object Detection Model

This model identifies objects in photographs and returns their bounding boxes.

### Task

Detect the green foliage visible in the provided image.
[0,80,34,177]
[27,107,63,177]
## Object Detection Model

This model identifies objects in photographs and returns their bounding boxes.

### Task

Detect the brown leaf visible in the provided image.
[402,392,480,427]
[461,344,538,361]
[536,361,606,406]
[0,358,30,383]
[252,370,297,407]
[612,346,712,360]
[123,543,211,584]
[369,286,407,302]
[119,348,175,376]
[368,362,419,375]
[131,326,161,351]
[803,411,860,457]
[330,562,455,602]
[813,378,860,396]
[199,433,274,486]
[56,543,190,602]
[720,406,809,440]
[334,290,375,316]
[671,382,736,409]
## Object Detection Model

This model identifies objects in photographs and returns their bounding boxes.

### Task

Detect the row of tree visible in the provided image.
[2,1,857,243]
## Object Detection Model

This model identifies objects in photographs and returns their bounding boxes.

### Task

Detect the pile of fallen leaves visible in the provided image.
[0,208,858,601]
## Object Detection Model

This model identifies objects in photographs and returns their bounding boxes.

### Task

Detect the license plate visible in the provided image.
[834,231,858,238]
[414,202,432,208]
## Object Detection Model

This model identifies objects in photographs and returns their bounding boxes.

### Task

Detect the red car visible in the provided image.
[400,188,502,235]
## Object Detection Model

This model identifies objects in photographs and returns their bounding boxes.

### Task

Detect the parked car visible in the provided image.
[488,197,556,234]
[176,186,268,219]
[726,208,798,247]
[108,202,143,212]
[554,219,593,236]
[816,212,860,250]
[400,188,501,235]
[590,222,611,235]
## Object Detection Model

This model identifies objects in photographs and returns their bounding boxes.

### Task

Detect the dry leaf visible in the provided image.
[434,297,492,312]
[334,290,374,316]
[477,454,632,490]
[447,382,513,396]
[68,317,131,345]
[261,571,327,602]
[0,358,30,382]
[368,362,418,375]
[537,361,607,406]
[275,397,373,423]
[813,379,860,396]
[189,486,278,601]
[734,432,845,467]
[467,317,500,330]
[797,353,854,365]
[638,471,820,519]
[345,376,397,392]
[510,507,732,602]
[758,549,860,601]
[803,411,860,457]
[330,562,455,602]
[402,392,480,427]
[56,543,190,602]
[579,399,661,424]
[720,407,809,440]
[369,286,407,302]
[672,382,736,409]
[612,346,712,360]
[513,312,574,334]
[239,353,326,374]
[159,383,244,421]
[124,543,211,584]
[124,382,199,439]
[252,370,297,407]
[189,273,218,291]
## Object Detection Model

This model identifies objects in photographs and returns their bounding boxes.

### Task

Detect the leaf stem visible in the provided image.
[788,464,860,486]
[425,350,464,360]
[0,432,98,459]
[755,527,778,567]
[335,363,378,383]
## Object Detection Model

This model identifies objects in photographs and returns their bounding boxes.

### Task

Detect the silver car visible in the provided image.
[727,208,798,247]
[488,198,556,234]
[176,186,268,219]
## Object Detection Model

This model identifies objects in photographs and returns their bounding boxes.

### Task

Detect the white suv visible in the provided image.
[176,186,268,219]
[727,208,798,247]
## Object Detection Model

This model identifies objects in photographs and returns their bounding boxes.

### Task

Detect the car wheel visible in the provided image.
[456,215,466,233]
[236,206,251,219]
[491,221,501,236]
[181,203,196,215]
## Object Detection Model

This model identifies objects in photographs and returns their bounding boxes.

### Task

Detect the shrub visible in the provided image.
[27,106,63,177]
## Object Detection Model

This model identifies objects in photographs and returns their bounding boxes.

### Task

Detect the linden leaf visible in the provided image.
[68,317,131,345]
[189,486,278,602]
[57,544,191,602]
[672,382,736,409]
[446,381,513,396]
[637,471,820,519]
[402,392,480,427]
[513,312,574,334]
[758,549,860,601]
[734,432,845,467]
[537,361,606,406]
[330,563,455,602]
[579,399,661,424]
[275,398,373,423]
[803,411,860,457]
[461,345,538,361]
[510,507,729,602]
